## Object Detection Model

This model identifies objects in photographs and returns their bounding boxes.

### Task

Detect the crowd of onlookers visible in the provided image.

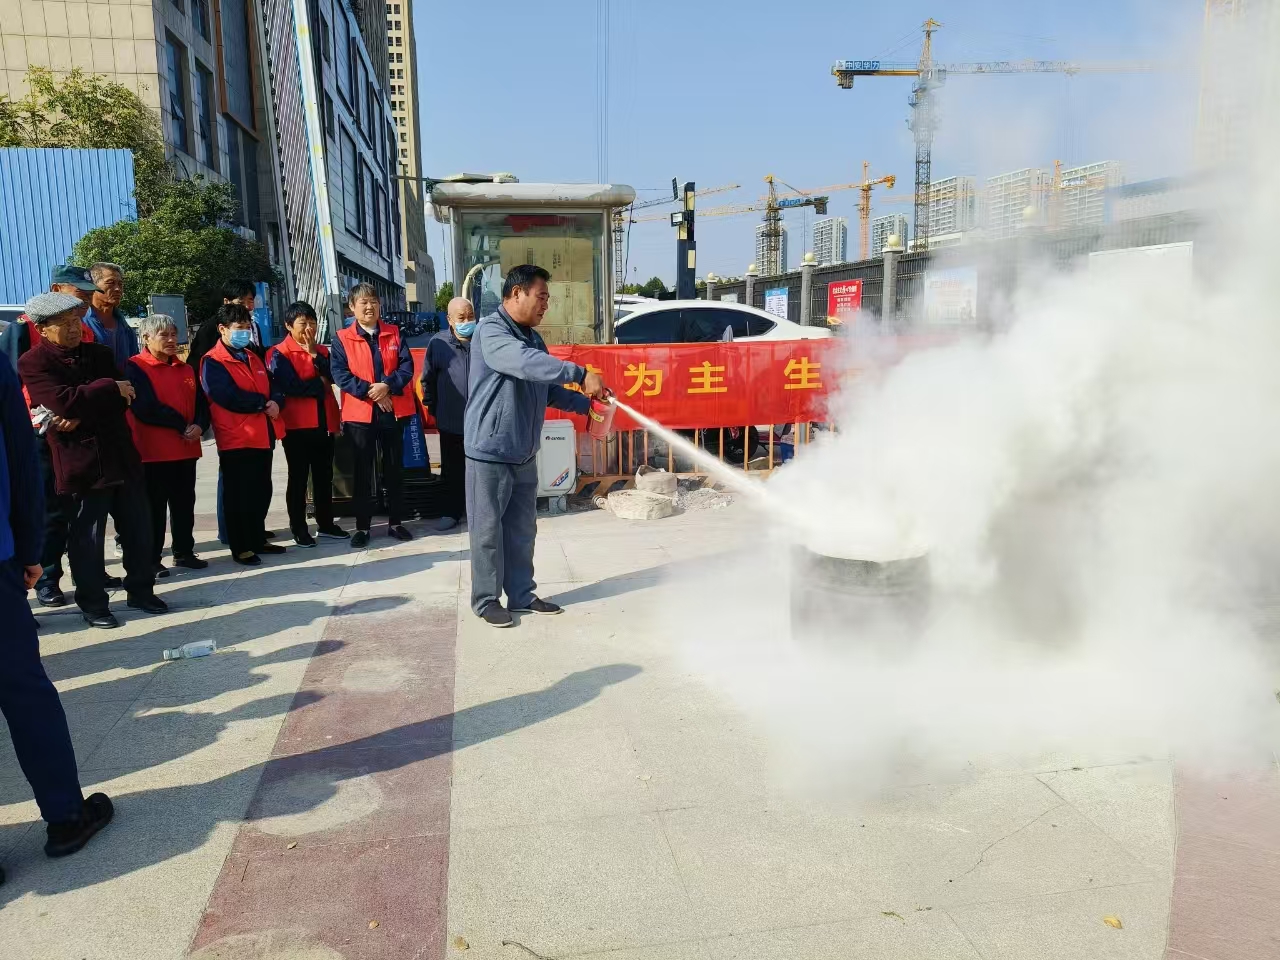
[0,259,601,880]
[0,264,484,630]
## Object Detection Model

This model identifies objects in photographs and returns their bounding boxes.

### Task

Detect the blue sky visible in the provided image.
[416,0,1204,286]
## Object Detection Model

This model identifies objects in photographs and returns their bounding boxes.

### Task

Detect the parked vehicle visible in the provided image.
[613,294,659,322]
[613,299,831,344]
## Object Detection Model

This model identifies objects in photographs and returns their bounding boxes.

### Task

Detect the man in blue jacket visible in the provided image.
[421,296,476,531]
[0,353,114,886]
[464,265,607,628]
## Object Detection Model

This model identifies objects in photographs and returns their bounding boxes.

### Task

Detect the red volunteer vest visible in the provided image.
[336,322,416,423]
[202,340,280,451]
[126,351,202,462]
[267,337,340,434]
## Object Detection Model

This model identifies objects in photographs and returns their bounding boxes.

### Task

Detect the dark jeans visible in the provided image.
[438,430,466,521]
[466,456,539,615]
[0,559,83,823]
[345,420,405,531]
[69,482,155,616]
[281,429,334,535]
[219,448,273,557]
[36,439,75,592]
[143,458,198,564]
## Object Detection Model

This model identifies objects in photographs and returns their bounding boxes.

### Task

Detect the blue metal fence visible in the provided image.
[0,148,136,304]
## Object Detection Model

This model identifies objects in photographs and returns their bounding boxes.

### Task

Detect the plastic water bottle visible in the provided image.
[162,640,217,662]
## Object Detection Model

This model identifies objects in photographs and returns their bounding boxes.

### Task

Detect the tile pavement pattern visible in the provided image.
[0,451,1276,958]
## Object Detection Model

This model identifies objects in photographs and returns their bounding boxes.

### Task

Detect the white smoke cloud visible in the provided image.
[667,14,1280,792]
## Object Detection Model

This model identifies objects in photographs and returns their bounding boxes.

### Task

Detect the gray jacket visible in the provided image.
[464,307,590,464]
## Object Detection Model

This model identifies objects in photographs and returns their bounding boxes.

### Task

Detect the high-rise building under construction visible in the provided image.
[927,176,979,240]
[385,1,434,309]
[870,214,910,257]
[811,217,848,265]
[755,222,789,276]
[984,167,1052,239]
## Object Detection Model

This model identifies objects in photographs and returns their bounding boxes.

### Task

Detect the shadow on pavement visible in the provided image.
[0,664,641,903]
[545,553,730,607]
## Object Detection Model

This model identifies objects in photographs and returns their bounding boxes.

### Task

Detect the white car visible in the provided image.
[613,299,831,344]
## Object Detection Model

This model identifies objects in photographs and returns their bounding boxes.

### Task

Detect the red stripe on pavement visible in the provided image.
[189,597,457,960]
[1165,770,1280,960]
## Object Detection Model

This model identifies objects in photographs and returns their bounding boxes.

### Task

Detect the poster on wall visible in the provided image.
[764,286,789,319]
[826,279,863,324]
[719,292,740,303]
[921,267,979,326]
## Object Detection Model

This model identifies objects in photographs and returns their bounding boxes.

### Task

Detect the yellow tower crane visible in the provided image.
[832,19,1161,248]
[612,183,740,287]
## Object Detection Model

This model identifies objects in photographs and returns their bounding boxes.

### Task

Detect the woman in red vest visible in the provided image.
[125,315,209,577]
[200,304,286,567]
[329,284,416,549]
[266,302,348,547]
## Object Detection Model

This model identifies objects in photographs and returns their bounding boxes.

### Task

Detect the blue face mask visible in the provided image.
[228,329,253,349]
[454,321,476,339]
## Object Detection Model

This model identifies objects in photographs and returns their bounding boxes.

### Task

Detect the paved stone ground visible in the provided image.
[0,448,1277,959]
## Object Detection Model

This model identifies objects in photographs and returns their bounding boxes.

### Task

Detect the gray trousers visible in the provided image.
[466,456,539,614]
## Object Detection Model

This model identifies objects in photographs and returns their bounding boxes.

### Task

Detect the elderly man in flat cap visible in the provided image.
[18,293,165,629]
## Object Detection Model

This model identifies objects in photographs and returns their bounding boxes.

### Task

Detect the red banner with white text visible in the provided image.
[546,340,844,431]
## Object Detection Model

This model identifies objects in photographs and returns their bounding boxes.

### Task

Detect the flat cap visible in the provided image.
[25,291,86,324]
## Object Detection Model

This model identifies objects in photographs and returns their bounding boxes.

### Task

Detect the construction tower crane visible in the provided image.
[632,177,840,276]
[855,162,896,261]
[760,175,829,276]
[832,19,1159,248]
[611,182,740,287]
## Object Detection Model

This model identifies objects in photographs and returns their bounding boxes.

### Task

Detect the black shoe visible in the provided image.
[350,530,370,549]
[511,597,563,616]
[82,611,119,629]
[127,594,168,615]
[257,542,287,555]
[479,602,514,628]
[264,529,277,539]
[154,564,170,579]
[36,585,67,607]
[45,793,114,858]
[172,553,208,570]
[233,551,262,566]
[316,525,350,540]
[293,530,317,548]
[388,524,413,542]
[103,575,122,589]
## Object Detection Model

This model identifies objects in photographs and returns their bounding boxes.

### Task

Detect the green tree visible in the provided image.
[0,67,171,216]
[638,276,667,298]
[434,281,455,312]
[73,179,277,323]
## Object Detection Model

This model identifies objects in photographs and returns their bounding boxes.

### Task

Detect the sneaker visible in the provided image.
[172,553,209,570]
[257,542,287,555]
[316,524,350,540]
[36,585,67,607]
[233,551,261,566]
[479,602,513,628]
[511,597,563,616]
[350,530,370,549]
[435,516,458,532]
[294,531,317,548]
[388,524,413,542]
[154,564,170,579]
[45,793,114,858]
[103,574,122,589]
